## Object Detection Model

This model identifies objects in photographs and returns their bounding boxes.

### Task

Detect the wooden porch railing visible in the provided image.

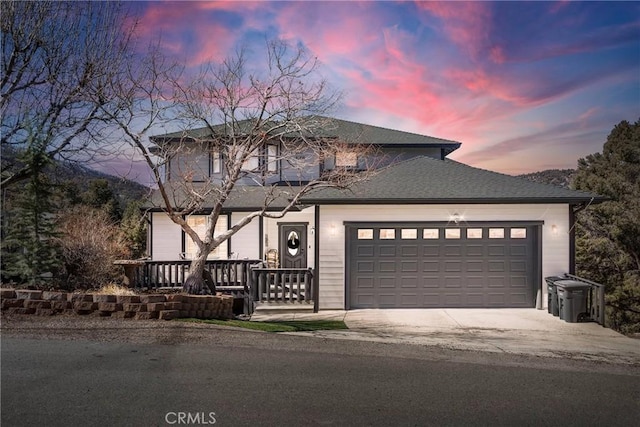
[139,259,262,289]
[132,260,318,313]
[251,268,317,312]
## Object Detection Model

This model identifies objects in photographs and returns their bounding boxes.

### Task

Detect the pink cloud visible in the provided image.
[134,1,270,66]
[416,1,493,59]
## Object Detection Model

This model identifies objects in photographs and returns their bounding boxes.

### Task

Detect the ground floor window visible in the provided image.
[185,215,228,259]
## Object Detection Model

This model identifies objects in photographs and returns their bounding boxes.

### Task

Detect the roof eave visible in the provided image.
[299,197,606,205]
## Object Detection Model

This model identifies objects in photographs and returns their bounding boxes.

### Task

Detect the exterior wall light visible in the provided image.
[551,224,558,234]
[451,213,461,224]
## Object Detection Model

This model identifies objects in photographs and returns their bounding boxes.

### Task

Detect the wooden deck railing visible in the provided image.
[132,260,318,313]
[251,268,317,312]
[139,259,262,289]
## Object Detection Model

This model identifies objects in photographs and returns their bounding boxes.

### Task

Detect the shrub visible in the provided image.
[55,206,130,289]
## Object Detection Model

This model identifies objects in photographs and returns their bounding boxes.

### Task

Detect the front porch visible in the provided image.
[131,259,318,314]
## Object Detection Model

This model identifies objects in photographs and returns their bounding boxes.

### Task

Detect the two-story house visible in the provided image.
[144,117,601,311]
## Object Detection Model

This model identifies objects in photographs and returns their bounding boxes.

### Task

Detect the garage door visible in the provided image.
[347,223,540,309]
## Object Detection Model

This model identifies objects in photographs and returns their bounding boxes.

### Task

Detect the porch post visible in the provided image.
[313,205,320,312]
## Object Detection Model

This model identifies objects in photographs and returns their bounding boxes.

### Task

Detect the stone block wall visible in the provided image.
[0,289,234,320]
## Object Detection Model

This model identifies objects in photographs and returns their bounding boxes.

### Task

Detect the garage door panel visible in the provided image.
[445,261,462,272]
[422,246,440,257]
[444,294,463,306]
[400,294,418,307]
[349,224,537,309]
[510,245,527,256]
[488,245,505,256]
[422,277,440,288]
[444,245,462,256]
[379,277,396,288]
[510,260,526,272]
[401,262,417,273]
[487,276,506,288]
[422,261,440,272]
[379,261,396,272]
[510,276,528,288]
[357,261,374,273]
[509,293,528,304]
[401,277,418,288]
[488,261,505,272]
[465,293,484,306]
[355,277,374,289]
[466,276,484,288]
[466,245,484,257]
[354,294,374,306]
[487,293,506,305]
[466,261,484,272]
[444,277,462,288]
[357,245,374,257]
[401,245,418,256]
[379,245,396,257]
[378,294,397,306]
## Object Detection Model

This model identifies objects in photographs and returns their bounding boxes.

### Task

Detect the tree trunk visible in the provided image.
[183,253,216,295]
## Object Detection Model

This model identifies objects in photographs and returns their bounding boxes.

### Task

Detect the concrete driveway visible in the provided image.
[251,308,640,364]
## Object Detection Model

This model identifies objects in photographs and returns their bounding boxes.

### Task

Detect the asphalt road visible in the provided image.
[2,328,639,427]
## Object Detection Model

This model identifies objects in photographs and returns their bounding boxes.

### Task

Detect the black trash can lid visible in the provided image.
[555,280,592,290]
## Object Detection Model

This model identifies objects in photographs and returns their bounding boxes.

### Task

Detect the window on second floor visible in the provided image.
[267,144,278,173]
[335,150,358,168]
[211,150,221,174]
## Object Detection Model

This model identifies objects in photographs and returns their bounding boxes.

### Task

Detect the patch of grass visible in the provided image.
[177,318,348,333]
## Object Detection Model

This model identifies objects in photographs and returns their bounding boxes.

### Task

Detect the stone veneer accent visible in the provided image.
[0,289,234,320]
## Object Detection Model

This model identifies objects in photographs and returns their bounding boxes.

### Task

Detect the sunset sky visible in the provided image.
[125,0,639,177]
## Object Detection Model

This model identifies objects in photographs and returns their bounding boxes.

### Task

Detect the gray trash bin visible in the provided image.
[556,280,591,323]
[545,276,563,316]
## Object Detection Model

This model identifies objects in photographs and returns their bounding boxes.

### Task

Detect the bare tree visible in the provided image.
[110,39,377,294]
[1,1,137,188]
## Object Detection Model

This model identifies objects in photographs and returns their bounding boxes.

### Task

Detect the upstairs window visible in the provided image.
[242,153,260,172]
[335,150,358,168]
[210,150,221,174]
[267,144,278,172]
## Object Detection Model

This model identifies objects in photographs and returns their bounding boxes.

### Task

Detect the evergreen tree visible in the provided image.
[82,179,121,221]
[1,149,61,286]
[573,119,640,333]
[120,201,147,259]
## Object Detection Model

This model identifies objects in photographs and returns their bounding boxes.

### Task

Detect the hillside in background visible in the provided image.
[518,169,575,188]
[1,148,150,208]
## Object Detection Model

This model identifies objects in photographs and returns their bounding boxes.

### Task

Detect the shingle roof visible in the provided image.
[300,156,602,205]
[150,116,461,154]
[143,185,307,212]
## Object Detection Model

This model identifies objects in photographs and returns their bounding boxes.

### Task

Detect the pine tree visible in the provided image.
[120,201,147,259]
[573,119,640,334]
[1,150,62,286]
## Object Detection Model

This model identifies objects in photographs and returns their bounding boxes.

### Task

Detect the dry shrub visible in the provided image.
[55,206,130,289]
[95,283,137,296]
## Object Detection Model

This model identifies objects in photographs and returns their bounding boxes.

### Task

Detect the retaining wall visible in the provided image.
[0,289,233,320]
